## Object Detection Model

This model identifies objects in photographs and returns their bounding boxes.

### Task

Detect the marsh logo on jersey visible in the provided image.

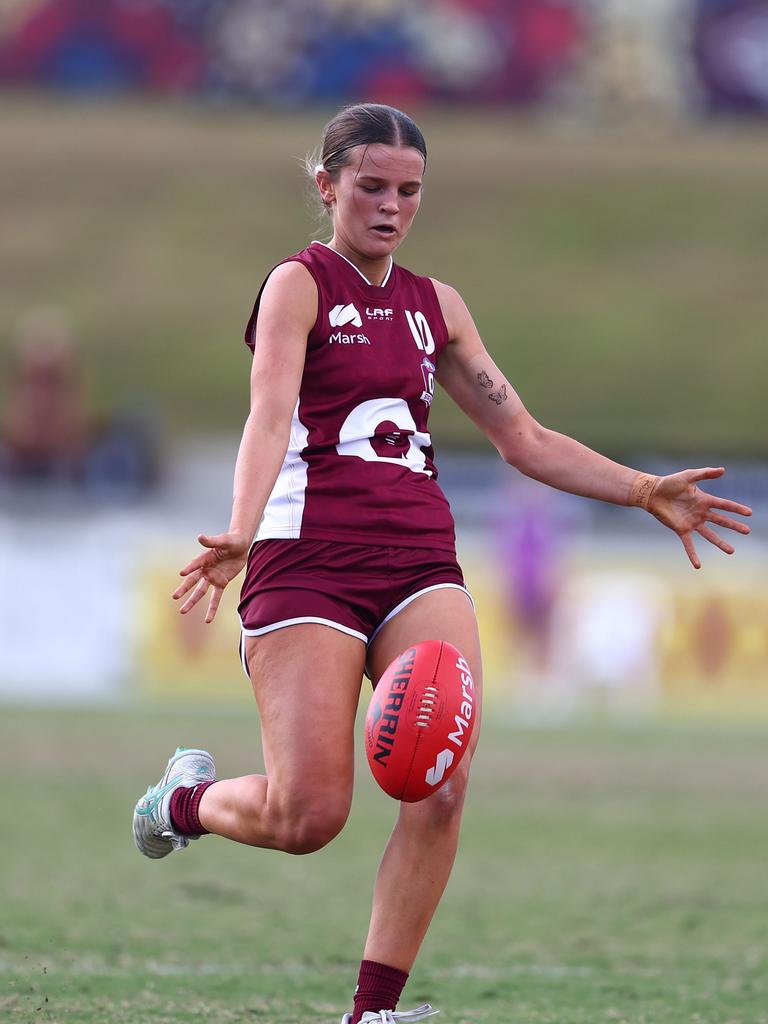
[329,303,362,328]
[329,331,371,345]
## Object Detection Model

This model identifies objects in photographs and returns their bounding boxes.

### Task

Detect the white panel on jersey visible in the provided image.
[337,398,432,476]
[256,399,310,539]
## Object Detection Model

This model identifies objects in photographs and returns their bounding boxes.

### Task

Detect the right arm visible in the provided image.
[173,260,317,621]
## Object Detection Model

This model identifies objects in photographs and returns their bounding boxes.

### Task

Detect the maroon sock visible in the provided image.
[169,781,215,836]
[351,960,408,1024]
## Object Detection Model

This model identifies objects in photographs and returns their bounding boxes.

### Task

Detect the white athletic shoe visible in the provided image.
[133,746,216,859]
[340,1005,439,1024]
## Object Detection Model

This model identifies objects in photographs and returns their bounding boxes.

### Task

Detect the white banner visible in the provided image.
[0,514,137,700]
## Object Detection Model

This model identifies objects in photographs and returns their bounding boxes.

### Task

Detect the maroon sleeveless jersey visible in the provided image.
[244,241,456,552]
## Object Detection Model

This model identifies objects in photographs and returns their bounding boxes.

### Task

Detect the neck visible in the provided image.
[326,236,391,287]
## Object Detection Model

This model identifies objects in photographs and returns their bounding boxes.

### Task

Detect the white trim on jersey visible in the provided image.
[311,241,393,288]
[256,399,310,541]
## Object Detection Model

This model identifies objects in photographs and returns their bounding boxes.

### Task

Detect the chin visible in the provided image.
[358,240,395,260]
[371,235,401,255]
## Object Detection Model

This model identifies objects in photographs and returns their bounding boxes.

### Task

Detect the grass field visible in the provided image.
[2,703,767,1024]
[2,98,768,454]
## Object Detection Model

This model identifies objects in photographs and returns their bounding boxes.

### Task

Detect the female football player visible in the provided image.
[133,103,751,1024]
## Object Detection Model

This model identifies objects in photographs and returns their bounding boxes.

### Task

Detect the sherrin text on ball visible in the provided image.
[365,639,476,802]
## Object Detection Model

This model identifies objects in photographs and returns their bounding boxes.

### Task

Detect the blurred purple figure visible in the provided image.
[498,481,565,673]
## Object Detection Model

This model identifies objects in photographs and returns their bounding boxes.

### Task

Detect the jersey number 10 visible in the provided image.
[405,310,435,356]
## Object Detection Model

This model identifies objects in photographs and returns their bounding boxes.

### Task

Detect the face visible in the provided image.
[317,143,425,259]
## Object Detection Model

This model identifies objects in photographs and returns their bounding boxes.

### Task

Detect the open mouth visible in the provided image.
[372,225,397,237]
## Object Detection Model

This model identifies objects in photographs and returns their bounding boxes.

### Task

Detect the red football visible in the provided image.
[365,640,477,803]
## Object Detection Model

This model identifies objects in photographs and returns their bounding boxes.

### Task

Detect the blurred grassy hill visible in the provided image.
[2,98,766,455]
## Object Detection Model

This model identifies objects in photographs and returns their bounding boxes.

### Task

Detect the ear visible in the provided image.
[316,169,335,207]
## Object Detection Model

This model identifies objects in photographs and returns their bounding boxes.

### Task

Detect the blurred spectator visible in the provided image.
[0,308,158,502]
[5,0,768,117]
[0,0,584,105]
[1,309,87,484]
[574,0,696,120]
[497,481,567,675]
[693,0,768,113]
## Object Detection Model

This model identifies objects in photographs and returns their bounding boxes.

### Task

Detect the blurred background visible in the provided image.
[2,5,768,1024]
[1,0,765,715]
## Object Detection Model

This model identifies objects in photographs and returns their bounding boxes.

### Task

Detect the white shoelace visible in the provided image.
[367,1006,439,1024]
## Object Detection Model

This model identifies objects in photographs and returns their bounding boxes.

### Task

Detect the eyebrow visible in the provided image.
[356,174,423,187]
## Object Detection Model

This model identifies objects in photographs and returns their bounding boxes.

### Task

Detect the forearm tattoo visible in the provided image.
[477,370,508,405]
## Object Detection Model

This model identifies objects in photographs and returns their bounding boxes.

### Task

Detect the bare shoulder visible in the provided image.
[266,259,316,289]
[429,278,476,344]
[430,277,464,315]
[260,258,317,321]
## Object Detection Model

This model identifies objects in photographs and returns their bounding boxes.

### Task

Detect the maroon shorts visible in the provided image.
[237,539,470,675]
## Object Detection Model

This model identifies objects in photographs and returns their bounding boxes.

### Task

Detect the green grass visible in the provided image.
[2,98,768,454]
[2,703,768,1023]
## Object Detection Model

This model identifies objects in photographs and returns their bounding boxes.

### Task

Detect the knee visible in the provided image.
[272,794,350,855]
[415,765,470,831]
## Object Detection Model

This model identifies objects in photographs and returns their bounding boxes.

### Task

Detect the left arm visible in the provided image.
[432,279,751,568]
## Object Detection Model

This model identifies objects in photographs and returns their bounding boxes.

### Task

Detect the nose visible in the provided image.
[379,190,398,215]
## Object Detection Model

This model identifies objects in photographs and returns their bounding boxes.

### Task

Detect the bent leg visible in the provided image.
[198,623,366,854]
[363,588,482,970]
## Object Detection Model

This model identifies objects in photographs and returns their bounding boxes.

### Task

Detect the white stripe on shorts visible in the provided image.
[238,615,368,678]
[367,583,475,647]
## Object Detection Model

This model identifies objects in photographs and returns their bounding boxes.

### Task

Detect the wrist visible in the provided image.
[628,472,660,510]
[226,526,253,550]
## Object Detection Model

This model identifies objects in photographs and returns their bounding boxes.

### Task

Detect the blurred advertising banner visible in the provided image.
[1,514,765,718]
[0,516,137,700]
[467,540,768,720]
[136,548,244,702]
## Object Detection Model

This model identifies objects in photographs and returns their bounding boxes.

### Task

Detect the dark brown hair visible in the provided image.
[318,103,427,177]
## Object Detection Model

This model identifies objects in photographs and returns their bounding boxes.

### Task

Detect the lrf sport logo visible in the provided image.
[366,307,393,321]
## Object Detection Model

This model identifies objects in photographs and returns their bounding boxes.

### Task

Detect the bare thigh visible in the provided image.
[245,624,367,817]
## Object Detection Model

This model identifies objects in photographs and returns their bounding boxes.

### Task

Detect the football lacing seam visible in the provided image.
[399,642,445,801]
[415,685,438,728]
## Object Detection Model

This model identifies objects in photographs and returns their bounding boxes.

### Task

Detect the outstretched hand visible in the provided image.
[172,531,250,623]
[647,467,752,569]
